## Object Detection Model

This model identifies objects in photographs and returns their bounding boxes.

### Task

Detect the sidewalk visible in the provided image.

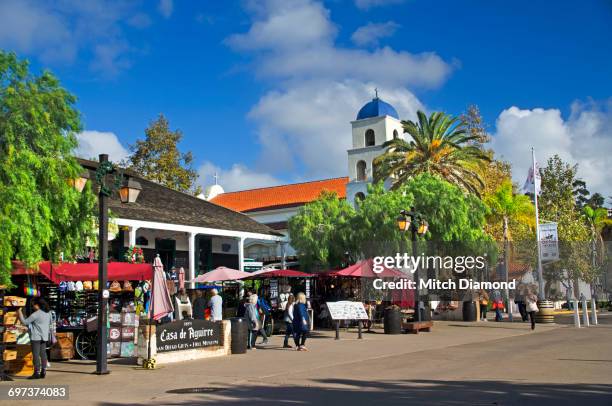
[0,321,563,405]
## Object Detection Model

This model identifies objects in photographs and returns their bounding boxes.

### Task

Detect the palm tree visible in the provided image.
[485,180,535,305]
[373,111,490,196]
[582,206,611,273]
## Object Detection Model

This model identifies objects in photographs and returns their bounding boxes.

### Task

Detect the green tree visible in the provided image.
[287,191,355,270]
[350,182,414,259]
[0,52,96,286]
[460,104,490,144]
[540,155,592,296]
[373,111,490,196]
[582,206,612,274]
[485,180,535,298]
[128,114,201,194]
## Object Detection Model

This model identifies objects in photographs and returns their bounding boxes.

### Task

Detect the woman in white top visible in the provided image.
[283,294,295,348]
[525,287,539,330]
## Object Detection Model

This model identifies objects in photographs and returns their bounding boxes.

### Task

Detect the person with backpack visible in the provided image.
[283,294,295,348]
[18,297,52,379]
[257,294,271,345]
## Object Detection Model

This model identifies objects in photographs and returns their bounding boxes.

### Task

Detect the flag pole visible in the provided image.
[532,147,545,300]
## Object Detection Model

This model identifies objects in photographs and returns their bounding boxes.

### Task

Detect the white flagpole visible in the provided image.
[532,147,545,300]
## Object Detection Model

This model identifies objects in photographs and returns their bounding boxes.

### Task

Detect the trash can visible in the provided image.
[230,317,248,354]
[384,306,402,334]
[535,300,555,324]
[462,301,477,322]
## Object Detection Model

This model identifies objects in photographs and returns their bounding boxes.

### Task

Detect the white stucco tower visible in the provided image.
[346,95,403,206]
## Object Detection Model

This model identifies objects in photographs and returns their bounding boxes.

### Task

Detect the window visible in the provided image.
[365,129,375,146]
[355,192,366,202]
[393,129,399,139]
[356,160,367,181]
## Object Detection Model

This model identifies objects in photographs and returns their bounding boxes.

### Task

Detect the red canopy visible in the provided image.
[328,259,407,278]
[247,269,312,278]
[12,261,153,284]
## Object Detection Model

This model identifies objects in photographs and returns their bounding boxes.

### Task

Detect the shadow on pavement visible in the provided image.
[97,378,612,406]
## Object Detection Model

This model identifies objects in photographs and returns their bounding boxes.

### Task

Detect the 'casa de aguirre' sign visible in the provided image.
[156,319,222,353]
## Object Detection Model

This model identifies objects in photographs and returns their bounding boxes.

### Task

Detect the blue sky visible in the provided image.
[1,0,611,196]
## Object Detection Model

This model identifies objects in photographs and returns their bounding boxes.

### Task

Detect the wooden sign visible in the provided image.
[326,301,369,320]
[156,319,222,353]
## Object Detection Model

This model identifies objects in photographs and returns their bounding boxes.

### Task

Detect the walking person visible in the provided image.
[514,285,528,322]
[257,294,271,345]
[292,292,310,351]
[17,297,52,379]
[525,288,539,330]
[283,294,295,348]
[478,289,489,321]
[491,289,504,322]
[245,294,260,350]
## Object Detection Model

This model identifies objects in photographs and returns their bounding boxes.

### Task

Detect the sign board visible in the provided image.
[326,301,369,320]
[539,222,559,261]
[156,319,222,353]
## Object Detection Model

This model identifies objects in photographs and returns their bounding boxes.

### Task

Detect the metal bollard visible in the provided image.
[573,299,581,328]
[581,297,590,327]
[590,298,598,325]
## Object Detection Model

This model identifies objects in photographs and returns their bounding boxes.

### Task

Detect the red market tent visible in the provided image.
[12,261,153,284]
[246,269,312,278]
[327,259,407,278]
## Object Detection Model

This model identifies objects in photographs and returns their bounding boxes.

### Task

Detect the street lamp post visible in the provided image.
[397,208,428,324]
[94,154,141,375]
[96,154,110,374]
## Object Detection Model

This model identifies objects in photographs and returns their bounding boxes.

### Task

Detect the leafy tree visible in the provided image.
[460,104,490,144]
[485,180,535,297]
[540,155,592,296]
[587,192,605,209]
[288,191,355,270]
[572,179,590,209]
[373,111,490,196]
[350,182,414,259]
[0,52,96,286]
[582,206,612,272]
[128,114,201,195]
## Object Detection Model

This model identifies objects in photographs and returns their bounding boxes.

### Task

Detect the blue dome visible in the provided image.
[356,97,399,120]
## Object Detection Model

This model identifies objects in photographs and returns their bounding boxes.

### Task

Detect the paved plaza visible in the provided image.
[1,314,611,405]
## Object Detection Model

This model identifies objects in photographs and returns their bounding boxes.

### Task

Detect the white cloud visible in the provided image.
[491,99,612,197]
[75,131,130,163]
[351,21,399,47]
[213,0,449,191]
[354,0,406,10]
[250,80,423,178]
[197,161,282,193]
[227,0,450,88]
[158,0,173,19]
[0,0,144,76]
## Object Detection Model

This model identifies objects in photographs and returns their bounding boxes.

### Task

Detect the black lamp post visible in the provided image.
[94,154,141,375]
[397,207,428,323]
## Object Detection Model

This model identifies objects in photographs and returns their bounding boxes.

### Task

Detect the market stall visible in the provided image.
[315,259,414,330]
[10,260,153,361]
[243,269,315,334]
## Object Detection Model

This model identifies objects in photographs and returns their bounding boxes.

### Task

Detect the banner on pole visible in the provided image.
[539,222,559,261]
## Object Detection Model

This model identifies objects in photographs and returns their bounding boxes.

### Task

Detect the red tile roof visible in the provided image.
[210,177,349,213]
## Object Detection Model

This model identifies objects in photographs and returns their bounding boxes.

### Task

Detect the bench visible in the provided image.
[402,320,433,334]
